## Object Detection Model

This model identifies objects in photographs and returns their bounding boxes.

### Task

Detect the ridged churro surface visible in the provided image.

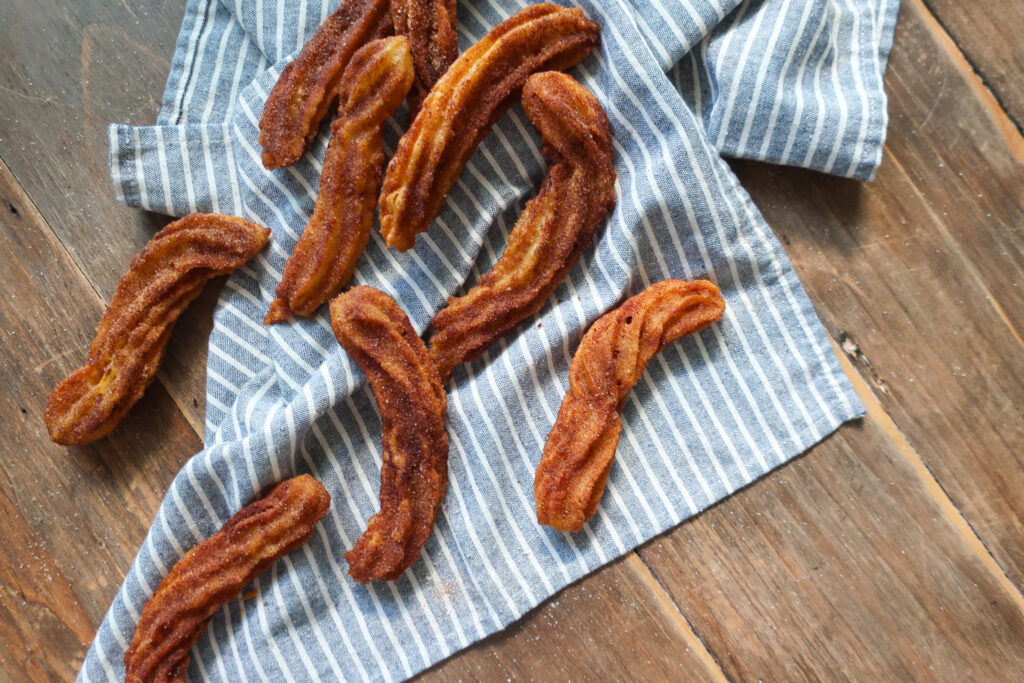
[378,3,601,251]
[44,213,269,445]
[428,71,615,382]
[258,0,393,170]
[390,0,458,106]
[330,287,448,582]
[265,37,414,324]
[124,475,330,683]
[534,279,726,532]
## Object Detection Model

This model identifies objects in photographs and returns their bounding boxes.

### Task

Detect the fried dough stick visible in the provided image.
[44,214,270,446]
[265,37,414,324]
[259,0,393,170]
[124,475,331,683]
[378,3,601,251]
[330,287,448,582]
[390,0,458,108]
[427,71,615,383]
[534,279,726,532]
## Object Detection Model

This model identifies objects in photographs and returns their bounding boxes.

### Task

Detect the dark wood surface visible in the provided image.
[922,0,1024,131]
[1,0,1022,680]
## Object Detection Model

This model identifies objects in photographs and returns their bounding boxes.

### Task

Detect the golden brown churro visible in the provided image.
[259,0,393,170]
[534,279,726,532]
[44,213,269,446]
[378,3,601,251]
[390,0,458,107]
[427,71,615,383]
[265,37,415,324]
[330,287,448,582]
[124,475,330,683]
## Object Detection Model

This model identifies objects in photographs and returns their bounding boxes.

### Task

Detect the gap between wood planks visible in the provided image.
[624,553,731,681]
[0,152,207,441]
[7,1,1022,672]
[2,148,734,676]
[917,0,1024,139]
[910,0,1024,161]
[831,338,1024,612]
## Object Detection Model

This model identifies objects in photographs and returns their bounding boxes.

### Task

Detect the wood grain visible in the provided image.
[0,486,93,681]
[0,0,1022,680]
[639,396,1024,679]
[0,0,209,430]
[420,555,726,682]
[0,158,203,678]
[731,0,1024,587]
[922,0,1024,131]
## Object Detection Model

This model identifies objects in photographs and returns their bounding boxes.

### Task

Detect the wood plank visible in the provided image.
[630,1,1024,676]
[0,2,741,679]
[638,360,1024,679]
[0,486,93,681]
[831,343,1024,610]
[0,3,724,679]
[0,158,203,679]
[920,0,1024,131]
[2,146,723,680]
[421,554,727,682]
[729,0,1024,586]
[0,0,209,430]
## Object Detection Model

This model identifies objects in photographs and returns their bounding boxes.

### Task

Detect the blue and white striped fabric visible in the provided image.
[85,0,897,679]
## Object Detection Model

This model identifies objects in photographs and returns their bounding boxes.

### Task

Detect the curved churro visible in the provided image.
[390,0,458,108]
[124,475,331,683]
[265,37,414,324]
[259,0,393,170]
[44,214,269,446]
[534,279,726,532]
[428,71,615,383]
[330,287,448,582]
[379,3,601,251]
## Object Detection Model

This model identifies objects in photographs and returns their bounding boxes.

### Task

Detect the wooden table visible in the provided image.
[2,0,1022,679]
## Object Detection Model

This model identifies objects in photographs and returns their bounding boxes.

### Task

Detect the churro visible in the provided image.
[265,36,414,324]
[124,475,330,683]
[44,213,269,446]
[534,279,726,532]
[390,0,458,110]
[259,0,393,170]
[428,71,615,382]
[378,3,601,251]
[330,287,448,582]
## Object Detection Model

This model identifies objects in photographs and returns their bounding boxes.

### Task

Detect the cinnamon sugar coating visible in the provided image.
[265,36,414,324]
[44,213,269,445]
[258,0,393,170]
[390,0,458,107]
[534,279,726,532]
[378,3,601,251]
[428,71,615,383]
[330,286,448,582]
[124,475,330,682]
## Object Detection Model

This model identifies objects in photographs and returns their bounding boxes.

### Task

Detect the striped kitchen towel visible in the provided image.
[84,0,897,679]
